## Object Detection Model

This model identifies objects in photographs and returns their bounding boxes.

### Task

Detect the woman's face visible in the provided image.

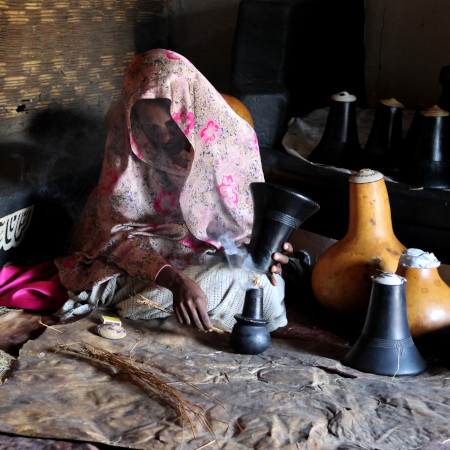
[131,99,189,157]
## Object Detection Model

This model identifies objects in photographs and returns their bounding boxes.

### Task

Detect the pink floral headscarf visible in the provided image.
[57,49,264,292]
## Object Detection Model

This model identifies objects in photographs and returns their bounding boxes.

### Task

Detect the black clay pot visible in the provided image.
[343,273,426,376]
[404,105,450,189]
[308,91,362,170]
[230,287,270,355]
[247,182,319,274]
[362,98,404,177]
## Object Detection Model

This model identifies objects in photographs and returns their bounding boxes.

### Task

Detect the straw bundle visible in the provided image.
[56,341,213,437]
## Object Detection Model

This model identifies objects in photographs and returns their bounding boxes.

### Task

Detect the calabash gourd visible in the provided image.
[221,93,254,129]
[396,249,450,338]
[311,169,406,313]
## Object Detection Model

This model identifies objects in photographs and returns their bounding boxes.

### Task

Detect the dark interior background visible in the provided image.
[1,0,449,266]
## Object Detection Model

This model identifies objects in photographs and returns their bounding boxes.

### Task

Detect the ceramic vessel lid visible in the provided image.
[399,248,441,268]
[349,168,384,184]
[331,91,357,102]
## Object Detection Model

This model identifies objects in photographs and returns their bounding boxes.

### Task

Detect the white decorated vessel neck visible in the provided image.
[372,272,406,285]
[349,168,384,184]
[399,248,441,269]
[331,91,357,102]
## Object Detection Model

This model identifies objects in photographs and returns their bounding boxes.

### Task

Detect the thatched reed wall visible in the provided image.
[0,0,168,137]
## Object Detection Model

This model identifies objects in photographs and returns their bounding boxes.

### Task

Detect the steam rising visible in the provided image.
[218,232,265,291]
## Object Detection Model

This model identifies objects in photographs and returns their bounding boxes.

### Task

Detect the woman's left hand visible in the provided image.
[269,242,293,286]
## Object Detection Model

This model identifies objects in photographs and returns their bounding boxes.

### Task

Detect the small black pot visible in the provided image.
[308,91,362,170]
[247,182,319,274]
[230,287,270,355]
[343,273,426,376]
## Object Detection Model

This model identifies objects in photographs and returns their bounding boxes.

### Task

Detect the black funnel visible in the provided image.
[344,273,426,376]
[230,287,270,355]
[247,182,320,274]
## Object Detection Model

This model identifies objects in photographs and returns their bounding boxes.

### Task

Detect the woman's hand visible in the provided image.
[269,242,293,286]
[156,266,213,332]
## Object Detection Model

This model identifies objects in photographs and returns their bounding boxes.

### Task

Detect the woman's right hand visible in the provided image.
[155,266,213,332]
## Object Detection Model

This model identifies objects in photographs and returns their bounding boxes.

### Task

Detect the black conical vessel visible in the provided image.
[230,287,270,355]
[343,273,426,376]
[362,98,404,177]
[405,105,450,189]
[308,91,362,170]
[247,182,319,274]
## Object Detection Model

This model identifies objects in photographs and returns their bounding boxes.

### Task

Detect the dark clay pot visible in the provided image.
[362,98,404,177]
[308,91,362,170]
[230,287,270,355]
[247,182,319,274]
[343,273,426,376]
[404,105,450,189]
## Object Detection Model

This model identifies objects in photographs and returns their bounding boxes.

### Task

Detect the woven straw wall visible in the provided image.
[0,0,167,137]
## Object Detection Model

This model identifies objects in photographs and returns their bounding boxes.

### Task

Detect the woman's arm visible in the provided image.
[109,235,212,331]
[156,265,213,332]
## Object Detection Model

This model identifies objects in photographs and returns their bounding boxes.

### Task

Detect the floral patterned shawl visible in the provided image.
[57,49,264,292]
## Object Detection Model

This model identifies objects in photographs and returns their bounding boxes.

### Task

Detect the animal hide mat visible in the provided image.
[0,310,449,449]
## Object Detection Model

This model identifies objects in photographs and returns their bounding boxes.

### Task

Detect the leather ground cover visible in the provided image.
[0,309,449,449]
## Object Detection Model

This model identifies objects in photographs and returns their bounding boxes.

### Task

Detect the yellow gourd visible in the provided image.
[396,249,450,338]
[221,93,254,129]
[311,169,406,313]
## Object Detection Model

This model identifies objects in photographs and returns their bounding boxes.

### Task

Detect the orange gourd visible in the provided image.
[311,169,406,313]
[221,93,254,129]
[396,249,450,338]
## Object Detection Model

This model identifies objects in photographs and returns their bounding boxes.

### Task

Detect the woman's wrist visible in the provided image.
[155,265,179,289]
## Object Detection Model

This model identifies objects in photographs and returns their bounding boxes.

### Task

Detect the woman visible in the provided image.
[56,49,291,332]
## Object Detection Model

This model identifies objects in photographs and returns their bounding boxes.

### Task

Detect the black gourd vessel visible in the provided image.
[247,182,319,274]
[362,98,404,177]
[230,287,270,355]
[344,272,426,376]
[308,91,362,170]
[405,105,450,189]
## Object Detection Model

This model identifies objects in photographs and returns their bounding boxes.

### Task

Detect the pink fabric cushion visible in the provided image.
[0,261,67,310]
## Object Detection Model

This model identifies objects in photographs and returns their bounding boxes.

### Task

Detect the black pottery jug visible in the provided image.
[230,287,270,354]
[343,272,426,376]
[362,98,404,177]
[308,91,362,170]
[405,105,450,189]
[247,182,319,274]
